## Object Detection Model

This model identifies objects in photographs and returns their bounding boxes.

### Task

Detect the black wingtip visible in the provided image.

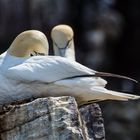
[95,72,138,83]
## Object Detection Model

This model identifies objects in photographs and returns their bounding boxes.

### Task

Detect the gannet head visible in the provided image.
[7,30,49,57]
[51,24,75,61]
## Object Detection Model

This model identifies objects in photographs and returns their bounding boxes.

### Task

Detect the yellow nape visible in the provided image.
[8,30,49,57]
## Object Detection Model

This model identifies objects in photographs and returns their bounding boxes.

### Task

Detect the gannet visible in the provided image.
[0,29,139,107]
[0,30,49,105]
[51,24,75,61]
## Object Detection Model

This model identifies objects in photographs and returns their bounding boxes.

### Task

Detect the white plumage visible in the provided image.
[0,29,139,107]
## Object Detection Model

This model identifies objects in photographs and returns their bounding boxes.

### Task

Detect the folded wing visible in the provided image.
[5,56,96,83]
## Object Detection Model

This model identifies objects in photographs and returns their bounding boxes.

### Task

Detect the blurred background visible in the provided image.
[0,0,140,139]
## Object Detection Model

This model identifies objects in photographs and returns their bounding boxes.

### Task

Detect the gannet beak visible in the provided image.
[59,48,66,57]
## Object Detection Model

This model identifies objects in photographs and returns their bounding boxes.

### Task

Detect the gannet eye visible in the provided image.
[30,51,46,56]
[30,51,37,56]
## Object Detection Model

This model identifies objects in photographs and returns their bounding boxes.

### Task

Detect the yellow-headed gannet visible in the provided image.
[0,30,49,105]
[51,24,75,61]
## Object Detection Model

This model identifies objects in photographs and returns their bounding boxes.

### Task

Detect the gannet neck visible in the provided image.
[7,30,49,57]
[51,24,75,61]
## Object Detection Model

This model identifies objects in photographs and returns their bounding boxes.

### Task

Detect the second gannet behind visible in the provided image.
[51,24,75,61]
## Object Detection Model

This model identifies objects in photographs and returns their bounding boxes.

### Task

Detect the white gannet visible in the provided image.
[0,29,139,107]
[0,30,49,105]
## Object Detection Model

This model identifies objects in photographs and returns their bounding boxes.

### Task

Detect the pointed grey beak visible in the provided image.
[59,48,66,57]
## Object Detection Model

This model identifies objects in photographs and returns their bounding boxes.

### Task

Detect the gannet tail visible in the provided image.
[103,90,140,100]
[80,90,140,106]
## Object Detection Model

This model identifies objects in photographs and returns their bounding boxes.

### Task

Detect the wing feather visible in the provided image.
[5,56,96,83]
